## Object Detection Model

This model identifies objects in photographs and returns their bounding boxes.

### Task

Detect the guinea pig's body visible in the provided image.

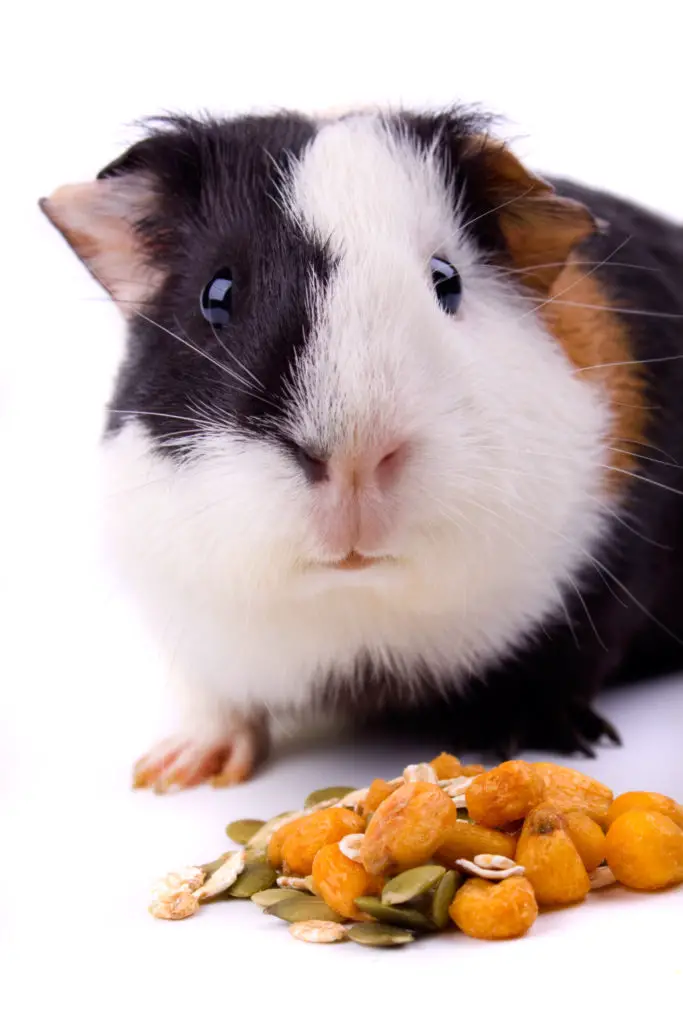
[41,109,683,789]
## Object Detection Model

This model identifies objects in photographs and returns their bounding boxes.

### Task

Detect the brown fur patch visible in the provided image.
[469,139,645,486]
[467,138,597,291]
[498,199,596,292]
[540,260,647,485]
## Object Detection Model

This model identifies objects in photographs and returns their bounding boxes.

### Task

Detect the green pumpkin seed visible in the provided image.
[225,819,266,846]
[457,808,474,822]
[405,892,433,917]
[304,786,355,809]
[347,922,414,947]
[244,848,269,866]
[251,888,298,908]
[430,870,462,929]
[265,896,345,924]
[353,897,434,931]
[227,863,277,898]
[381,865,445,906]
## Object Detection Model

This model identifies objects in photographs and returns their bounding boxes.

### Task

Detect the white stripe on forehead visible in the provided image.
[287,115,458,256]
[281,115,479,457]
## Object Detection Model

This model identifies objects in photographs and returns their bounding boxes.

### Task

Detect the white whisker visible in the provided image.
[520,236,633,321]
[208,320,265,391]
[574,352,683,374]
[607,465,683,499]
[430,484,579,646]
[188,396,238,435]
[110,407,217,432]
[502,259,664,278]
[460,185,536,233]
[464,441,683,472]
[610,436,678,462]
[467,462,669,552]
[135,310,281,412]
[552,300,683,321]
[468,484,682,647]
[171,315,260,395]
[606,446,681,470]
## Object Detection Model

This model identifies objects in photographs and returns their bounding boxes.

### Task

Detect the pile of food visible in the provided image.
[149,754,683,947]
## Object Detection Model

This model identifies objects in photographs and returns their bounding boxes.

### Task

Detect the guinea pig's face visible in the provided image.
[42,111,612,646]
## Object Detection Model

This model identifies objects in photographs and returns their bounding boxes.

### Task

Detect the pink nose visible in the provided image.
[295,440,409,493]
[297,438,410,555]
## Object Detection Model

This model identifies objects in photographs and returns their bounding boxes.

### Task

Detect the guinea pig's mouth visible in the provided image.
[321,552,396,571]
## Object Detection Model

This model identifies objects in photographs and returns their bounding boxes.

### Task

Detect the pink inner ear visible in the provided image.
[40,176,164,313]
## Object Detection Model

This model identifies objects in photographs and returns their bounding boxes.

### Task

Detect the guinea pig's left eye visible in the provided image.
[430,257,462,314]
[200,268,233,326]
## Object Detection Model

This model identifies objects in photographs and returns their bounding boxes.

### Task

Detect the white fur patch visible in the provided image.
[100,115,613,736]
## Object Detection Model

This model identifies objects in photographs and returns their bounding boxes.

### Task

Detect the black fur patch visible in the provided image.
[103,113,331,453]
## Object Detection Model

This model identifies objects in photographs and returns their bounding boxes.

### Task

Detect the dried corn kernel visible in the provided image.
[312,842,383,920]
[267,818,304,869]
[278,808,365,877]
[362,779,401,816]
[449,876,538,940]
[605,791,683,830]
[430,752,463,780]
[564,810,607,874]
[361,782,458,876]
[460,764,485,778]
[515,806,590,906]
[465,760,545,828]
[605,810,683,891]
[531,763,612,825]
[437,819,517,867]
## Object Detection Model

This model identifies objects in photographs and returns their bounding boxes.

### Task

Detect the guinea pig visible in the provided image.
[40,107,683,791]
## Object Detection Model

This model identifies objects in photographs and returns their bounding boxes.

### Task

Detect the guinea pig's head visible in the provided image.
[41,109,616,632]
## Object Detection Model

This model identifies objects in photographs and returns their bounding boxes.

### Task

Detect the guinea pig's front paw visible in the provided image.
[132,711,270,793]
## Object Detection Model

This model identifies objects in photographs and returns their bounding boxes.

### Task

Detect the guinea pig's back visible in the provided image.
[529,179,683,688]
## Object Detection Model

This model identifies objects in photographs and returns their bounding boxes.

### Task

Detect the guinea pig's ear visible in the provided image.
[39,168,162,313]
[468,138,597,291]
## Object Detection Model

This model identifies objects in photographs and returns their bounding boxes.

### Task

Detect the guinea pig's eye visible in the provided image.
[430,257,462,314]
[200,269,233,326]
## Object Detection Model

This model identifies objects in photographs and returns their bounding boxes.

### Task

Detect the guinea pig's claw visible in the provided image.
[132,714,270,793]
[210,764,253,787]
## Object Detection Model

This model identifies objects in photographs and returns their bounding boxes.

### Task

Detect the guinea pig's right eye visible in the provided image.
[200,269,233,326]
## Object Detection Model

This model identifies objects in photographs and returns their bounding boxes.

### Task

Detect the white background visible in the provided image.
[2,2,682,1019]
